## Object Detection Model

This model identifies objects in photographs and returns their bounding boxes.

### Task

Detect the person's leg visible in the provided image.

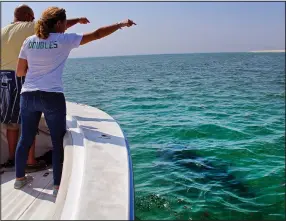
[17,114,45,169]
[27,139,36,164]
[3,124,19,168]
[41,92,66,191]
[1,70,18,166]
[6,126,19,160]
[25,138,46,172]
[4,124,38,167]
[15,93,42,181]
[2,70,39,168]
[1,129,18,167]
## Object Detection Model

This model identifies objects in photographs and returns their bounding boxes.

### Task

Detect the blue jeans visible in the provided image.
[15,91,66,186]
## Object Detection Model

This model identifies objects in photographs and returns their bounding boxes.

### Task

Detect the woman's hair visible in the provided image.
[35,7,66,39]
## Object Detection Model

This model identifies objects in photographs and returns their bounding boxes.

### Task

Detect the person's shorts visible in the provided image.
[1,123,20,130]
[0,70,24,128]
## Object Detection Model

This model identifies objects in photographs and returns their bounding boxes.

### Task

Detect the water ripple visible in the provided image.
[64,53,285,220]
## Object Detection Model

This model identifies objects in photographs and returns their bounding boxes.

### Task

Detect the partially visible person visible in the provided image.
[14,6,136,196]
[0,4,90,171]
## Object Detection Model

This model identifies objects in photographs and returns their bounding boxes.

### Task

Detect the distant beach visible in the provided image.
[250,50,285,53]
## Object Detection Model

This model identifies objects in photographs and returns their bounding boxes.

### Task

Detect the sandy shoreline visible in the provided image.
[250,50,285,53]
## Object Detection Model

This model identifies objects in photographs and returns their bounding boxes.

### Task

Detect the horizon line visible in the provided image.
[69,50,286,59]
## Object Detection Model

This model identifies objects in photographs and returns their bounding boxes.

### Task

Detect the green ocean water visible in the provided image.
[63,53,285,220]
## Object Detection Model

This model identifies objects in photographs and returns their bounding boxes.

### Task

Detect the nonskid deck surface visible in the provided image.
[1,168,57,220]
[1,117,57,220]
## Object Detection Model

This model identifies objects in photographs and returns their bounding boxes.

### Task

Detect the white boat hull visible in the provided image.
[1,101,134,220]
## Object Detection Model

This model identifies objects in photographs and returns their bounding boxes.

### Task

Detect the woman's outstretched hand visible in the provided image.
[120,19,136,28]
[79,19,136,45]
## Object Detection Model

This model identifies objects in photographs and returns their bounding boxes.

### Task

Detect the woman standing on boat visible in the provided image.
[14,6,136,196]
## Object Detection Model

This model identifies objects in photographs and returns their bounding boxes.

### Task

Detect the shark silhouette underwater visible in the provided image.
[136,146,267,220]
[151,146,267,220]
[156,146,256,199]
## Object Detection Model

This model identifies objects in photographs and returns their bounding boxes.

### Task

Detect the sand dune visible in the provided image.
[250,50,285,53]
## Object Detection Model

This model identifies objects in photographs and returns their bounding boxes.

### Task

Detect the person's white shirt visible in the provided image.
[18,33,83,93]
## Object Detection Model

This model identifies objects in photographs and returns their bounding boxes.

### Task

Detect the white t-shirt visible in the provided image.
[18,33,83,94]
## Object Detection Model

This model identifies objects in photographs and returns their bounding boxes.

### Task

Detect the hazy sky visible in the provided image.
[1,1,285,58]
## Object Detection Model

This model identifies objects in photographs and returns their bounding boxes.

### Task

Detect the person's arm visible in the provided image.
[17,39,29,77]
[66,17,90,30]
[16,58,28,77]
[80,19,136,45]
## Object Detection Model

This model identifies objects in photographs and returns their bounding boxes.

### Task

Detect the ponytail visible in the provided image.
[35,19,50,39]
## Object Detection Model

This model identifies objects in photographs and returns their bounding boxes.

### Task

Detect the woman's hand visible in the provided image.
[119,19,136,28]
[78,17,90,24]
[66,18,90,29]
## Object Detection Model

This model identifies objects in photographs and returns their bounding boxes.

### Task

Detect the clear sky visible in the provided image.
[1,1,285,58]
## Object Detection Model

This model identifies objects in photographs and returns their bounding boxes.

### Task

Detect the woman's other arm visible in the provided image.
[16,58,28,77]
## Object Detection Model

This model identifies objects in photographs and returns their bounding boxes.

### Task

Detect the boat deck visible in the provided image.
[1,102,134,220]
[1,168,56,220]
[1,116,58,220]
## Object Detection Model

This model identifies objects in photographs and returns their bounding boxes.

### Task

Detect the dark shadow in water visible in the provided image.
[131,146,266,220]
[157,146,255,198]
